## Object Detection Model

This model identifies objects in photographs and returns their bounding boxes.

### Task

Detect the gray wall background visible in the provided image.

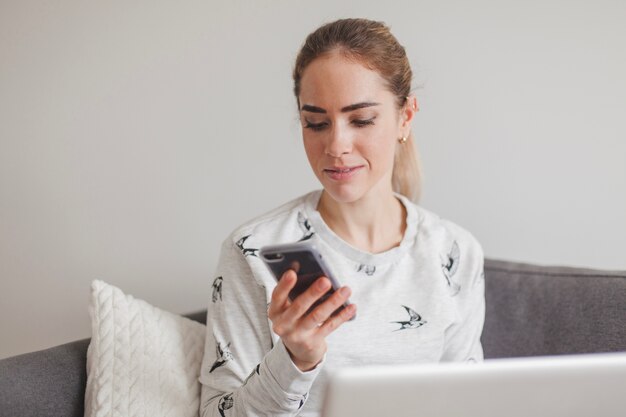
[1,0,625,359]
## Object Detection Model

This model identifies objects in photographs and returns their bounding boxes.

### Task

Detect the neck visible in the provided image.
[317,189,407,254]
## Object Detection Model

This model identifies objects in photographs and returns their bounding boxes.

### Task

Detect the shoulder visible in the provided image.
[414,204,482,250]
[223,191,319,251]
[408,202,484,277]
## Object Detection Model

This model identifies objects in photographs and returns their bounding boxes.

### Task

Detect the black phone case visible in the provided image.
[260,241,350,315]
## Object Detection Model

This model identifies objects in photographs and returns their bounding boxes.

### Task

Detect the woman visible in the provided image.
[200,18,485,417]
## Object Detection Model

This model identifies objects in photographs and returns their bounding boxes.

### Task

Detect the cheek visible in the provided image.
[302,137,324,166]
[363,125,398,163]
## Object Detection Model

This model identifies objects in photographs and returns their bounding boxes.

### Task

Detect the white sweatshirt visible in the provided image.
[199,190,485,417]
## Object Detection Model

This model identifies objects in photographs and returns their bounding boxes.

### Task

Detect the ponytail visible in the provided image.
[392,132,421,202]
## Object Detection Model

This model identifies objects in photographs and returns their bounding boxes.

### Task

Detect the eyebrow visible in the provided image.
[300,102,380,114]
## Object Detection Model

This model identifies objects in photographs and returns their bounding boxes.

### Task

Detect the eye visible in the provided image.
[352,117,376,128]
[303,120,328,132]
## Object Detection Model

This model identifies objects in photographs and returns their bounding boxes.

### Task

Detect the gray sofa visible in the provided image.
[2,259,625,417]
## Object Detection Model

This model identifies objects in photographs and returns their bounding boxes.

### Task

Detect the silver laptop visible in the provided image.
[322,352,626,417]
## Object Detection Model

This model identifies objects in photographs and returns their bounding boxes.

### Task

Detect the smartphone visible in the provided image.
[259,241,352,317]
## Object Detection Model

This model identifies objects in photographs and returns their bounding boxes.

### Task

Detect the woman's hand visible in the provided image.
[268,269,357,371]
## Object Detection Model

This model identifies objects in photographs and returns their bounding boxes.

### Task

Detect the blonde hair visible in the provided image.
[293,18,421,201]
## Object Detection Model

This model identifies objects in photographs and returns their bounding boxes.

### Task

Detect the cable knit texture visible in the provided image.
[85,280,206,417]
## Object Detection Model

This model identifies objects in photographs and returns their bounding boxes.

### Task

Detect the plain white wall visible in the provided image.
[1,0,625,359]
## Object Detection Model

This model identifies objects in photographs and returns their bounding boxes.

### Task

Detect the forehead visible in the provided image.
[298,52,394,110]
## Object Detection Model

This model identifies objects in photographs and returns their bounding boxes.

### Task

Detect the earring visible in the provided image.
[398,136,408,144]
[405,96,417,110]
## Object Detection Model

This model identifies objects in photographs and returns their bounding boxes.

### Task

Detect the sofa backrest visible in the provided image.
[482,259,626,358]
[2,259,625,417]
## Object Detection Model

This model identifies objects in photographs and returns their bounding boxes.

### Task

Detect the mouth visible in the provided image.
[323,165,364,180]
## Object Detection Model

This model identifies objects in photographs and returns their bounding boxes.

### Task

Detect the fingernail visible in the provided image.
[317,279,330,290]
[338,287,351,297]
[341,304,355,319]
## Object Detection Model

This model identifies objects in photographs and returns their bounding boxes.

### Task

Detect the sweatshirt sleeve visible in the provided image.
[199,238,321,417]
[440,235,486,363]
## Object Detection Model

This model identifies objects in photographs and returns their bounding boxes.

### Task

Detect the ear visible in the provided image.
[399,95,419,136]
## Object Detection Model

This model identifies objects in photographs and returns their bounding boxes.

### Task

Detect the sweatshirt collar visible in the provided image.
[303,190,420,266]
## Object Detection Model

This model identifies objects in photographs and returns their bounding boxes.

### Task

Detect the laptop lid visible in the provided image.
[321,352,626,417]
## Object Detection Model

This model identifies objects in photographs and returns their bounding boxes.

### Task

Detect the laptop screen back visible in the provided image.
[321,353,626,417]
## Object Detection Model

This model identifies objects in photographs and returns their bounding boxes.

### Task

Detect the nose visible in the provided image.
[325,124,352,158]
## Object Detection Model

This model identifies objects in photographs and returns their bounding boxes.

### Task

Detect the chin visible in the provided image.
[318,170,394,205]
[320,182,368,204]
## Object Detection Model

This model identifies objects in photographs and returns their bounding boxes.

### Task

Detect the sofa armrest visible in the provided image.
[0,339,90,417]
[0,310,207,417]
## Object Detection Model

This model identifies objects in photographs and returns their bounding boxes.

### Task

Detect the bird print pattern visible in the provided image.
[357,264,376,276]
[218,393,234,417]
[288,392,309,410]
[391,305,427,331]
[209,341,233,373]
[441,241,461,296]
[236,235,259,257]
[298,393,308,410]
[212,276,223,303]
[297,212,315,241]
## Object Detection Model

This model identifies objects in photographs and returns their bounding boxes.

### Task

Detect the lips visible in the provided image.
[323,165,363,181]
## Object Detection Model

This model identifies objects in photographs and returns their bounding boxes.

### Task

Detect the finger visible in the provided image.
[286,277,332,320]
[268,270,297,316]
[302,286,352,330]
[317,302,357,337]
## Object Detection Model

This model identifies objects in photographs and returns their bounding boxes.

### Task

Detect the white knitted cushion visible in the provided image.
[85,280,206,417]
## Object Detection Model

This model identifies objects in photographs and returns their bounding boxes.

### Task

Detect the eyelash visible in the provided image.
[353,118,376,127]
[304,118,376,131]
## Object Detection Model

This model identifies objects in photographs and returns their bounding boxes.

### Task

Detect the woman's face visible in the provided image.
[298,52,415,204]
